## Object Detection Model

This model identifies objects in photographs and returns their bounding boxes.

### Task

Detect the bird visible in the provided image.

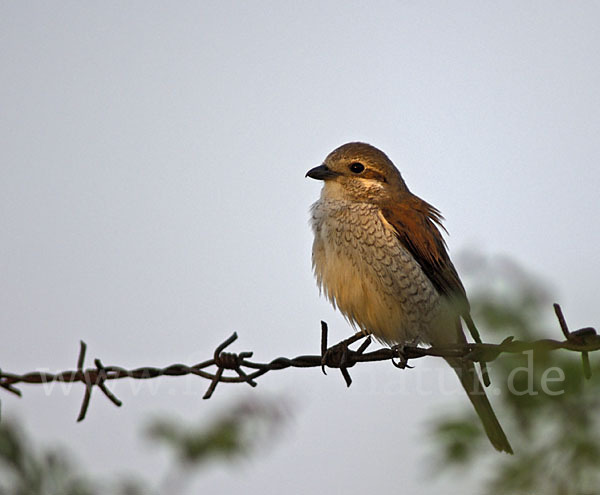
[306,142,513,454]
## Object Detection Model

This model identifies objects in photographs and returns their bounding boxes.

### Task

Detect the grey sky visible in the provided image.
[1,2,599,494]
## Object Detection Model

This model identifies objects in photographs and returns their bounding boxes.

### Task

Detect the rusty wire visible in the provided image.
[0,303,598,421]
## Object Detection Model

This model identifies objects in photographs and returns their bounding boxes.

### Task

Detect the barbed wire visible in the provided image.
[1,303,598,421]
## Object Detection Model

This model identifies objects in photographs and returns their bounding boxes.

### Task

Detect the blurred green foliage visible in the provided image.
[0,419,101,495]
[0,398,285,495]
[147,398,285,466]
[432,254,600,495]
[147,398,286,493]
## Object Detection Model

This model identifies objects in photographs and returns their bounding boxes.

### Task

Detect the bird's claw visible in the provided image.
[391,344,414,369]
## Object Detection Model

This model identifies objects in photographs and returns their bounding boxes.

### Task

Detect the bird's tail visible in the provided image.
[446,356,513,454]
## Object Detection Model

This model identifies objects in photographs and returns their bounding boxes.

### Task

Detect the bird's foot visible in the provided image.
[391,344,414,369]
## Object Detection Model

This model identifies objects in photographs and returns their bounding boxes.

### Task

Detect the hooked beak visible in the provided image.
[305,164,340,180]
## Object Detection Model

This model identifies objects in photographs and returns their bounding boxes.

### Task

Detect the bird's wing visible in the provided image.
[379,194,469,312]
[381,194,491,385]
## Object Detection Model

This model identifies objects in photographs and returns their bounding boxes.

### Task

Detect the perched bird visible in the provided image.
[306,142,512,454]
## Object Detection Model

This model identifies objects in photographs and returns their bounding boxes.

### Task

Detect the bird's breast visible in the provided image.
[310,197,442,344]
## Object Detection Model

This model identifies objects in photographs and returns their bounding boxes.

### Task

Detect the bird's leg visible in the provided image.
[391,343,415,369]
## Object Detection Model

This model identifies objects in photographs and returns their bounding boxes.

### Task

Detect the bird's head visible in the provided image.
[306,142,408,203]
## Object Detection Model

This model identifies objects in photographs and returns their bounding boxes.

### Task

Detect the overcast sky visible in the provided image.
[1,2,599,494]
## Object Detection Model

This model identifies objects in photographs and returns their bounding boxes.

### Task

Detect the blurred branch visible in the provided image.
[0,398,285,495]
[0,303,598,421]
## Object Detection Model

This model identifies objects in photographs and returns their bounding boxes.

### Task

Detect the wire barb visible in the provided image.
[554,303,595,379]
[76,341,91,422]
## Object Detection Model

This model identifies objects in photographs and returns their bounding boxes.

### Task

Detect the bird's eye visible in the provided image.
[349,162,365,174]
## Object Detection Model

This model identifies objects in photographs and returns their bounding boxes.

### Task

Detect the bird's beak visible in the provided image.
[305,164,339,180]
